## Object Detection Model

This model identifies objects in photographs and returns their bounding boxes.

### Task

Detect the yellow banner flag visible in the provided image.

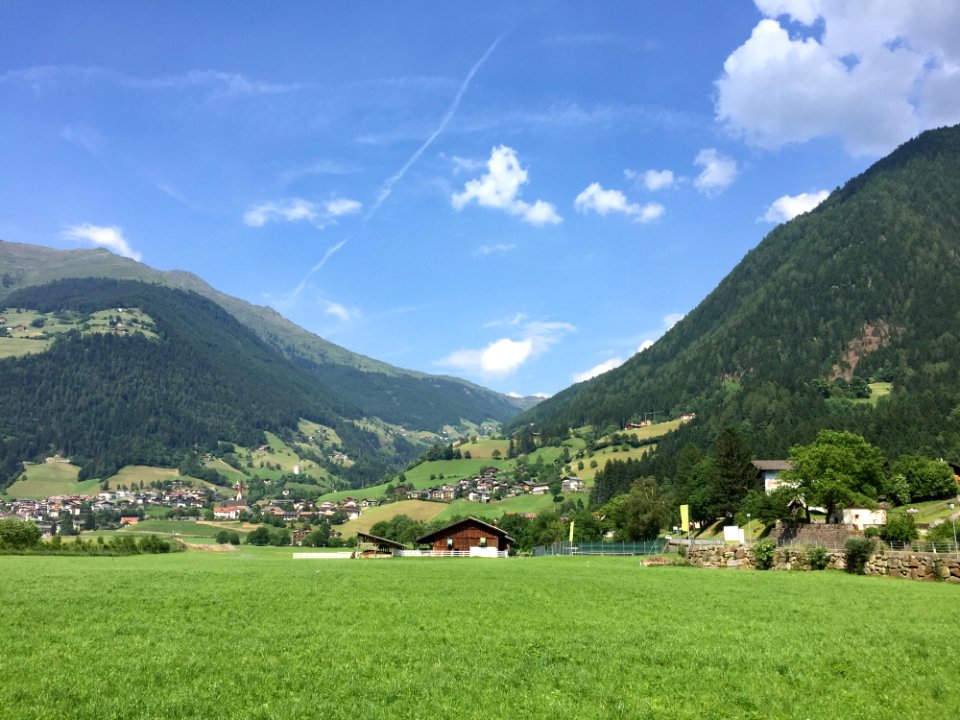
[680,504,690,533]
[568,519,575,543]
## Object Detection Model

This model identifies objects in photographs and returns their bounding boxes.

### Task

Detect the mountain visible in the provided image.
[0,240,529,429]
[512,124,960,465]
[0,278,411,486]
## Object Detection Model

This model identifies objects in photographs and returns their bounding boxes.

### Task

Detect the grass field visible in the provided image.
[339,500,447,537]
[434,491,586,523]
[4,463,101,498]
[0,553,957,719]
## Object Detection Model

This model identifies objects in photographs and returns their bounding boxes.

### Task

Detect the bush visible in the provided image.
[753,539,776,570]
[844,537,875,575]
[863,526,880,538]
[806,545,830,570]
[880,512,918,543]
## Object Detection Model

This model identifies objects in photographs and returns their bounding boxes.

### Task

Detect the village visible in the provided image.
[0,465,588,540]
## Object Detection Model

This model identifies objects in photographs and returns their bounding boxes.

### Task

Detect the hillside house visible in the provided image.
[842,507,887,530]
[415,517,515,555]
[561,476,585,493]
[752,460,794,494]
[525,480,551,495]
[213,504,247,520]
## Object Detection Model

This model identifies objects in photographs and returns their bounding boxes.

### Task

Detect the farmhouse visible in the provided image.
[561,475,585,493]
[213,504,247,520]
[415,517,515,555]
[843,507,887,530]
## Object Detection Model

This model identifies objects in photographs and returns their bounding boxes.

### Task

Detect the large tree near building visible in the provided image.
[781,430,886,522]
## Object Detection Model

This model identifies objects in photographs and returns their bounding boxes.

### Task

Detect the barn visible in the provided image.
[414,517,515,556]
[355,531,407,558]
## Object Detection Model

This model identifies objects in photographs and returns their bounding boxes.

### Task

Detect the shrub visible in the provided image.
[844,537,875,574]
[927,519,958,547]
[807,545,830,570]
[879,512,918,543]
[863,526,880,538]
[753,539,776,570]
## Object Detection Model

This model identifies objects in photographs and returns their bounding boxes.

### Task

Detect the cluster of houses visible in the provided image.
[398,470,586,504]
[0,484,211,536]
[212,495,381,521]
[752,459,887,529]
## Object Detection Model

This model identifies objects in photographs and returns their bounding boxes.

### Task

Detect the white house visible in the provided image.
[752,460,795,494]
[843,507,886,530]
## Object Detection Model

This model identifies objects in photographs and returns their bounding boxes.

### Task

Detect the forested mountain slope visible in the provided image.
[513,124,960,464]
[0,279,411,486]
[0,241,529,429]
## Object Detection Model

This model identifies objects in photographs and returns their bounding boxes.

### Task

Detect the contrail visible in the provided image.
[369,29,508,218]
[287,237,349,303]
[284,29,507,304]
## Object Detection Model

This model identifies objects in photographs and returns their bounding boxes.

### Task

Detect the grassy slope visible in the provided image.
[338,500,447,538]
[4,463,99,498]
[1,554,957,720]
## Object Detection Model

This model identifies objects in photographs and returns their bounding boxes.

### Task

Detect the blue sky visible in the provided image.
[3,1,959,398]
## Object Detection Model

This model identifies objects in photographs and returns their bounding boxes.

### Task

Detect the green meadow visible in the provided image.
[4,462,98,498]
[1,553,957,720]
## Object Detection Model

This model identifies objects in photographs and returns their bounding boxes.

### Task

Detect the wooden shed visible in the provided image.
[355,531,407,558]
[414,517,515,553]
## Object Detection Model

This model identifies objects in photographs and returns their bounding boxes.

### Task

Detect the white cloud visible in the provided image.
[324,198,362,217]
[637,339,654,353]
[437,319,575,377]
[693,149,737,197]
[243,196,361,229]
[324,301,359,322]
[574,182,665,224]
[474,243,518,256]
[716,3,960,156]
[507,391,523,398]
[533,392,550,399]
[572,357,624,383]
[762,190,829,223]
[60,224,142,261]
[625,168,675,191]
[451,146,562,226]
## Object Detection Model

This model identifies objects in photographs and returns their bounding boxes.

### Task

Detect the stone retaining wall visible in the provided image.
[685,544,960,582]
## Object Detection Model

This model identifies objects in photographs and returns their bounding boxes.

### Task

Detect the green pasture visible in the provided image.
[0,336,53,359]
[0,307,158,360]
[106,465,181,488]
[339,500,447,537]
[856,381,893,407]
[453,437,509,459]
[298,418,341,447]
[4,463,99,498]
[435,491,585,522]
[1,554,957,720]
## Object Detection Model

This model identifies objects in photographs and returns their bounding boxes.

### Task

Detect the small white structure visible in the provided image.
[752,460,794,494]
[843,507,886,530]
[723,525,745,544]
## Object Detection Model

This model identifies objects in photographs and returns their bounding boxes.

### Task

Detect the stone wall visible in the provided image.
[684,544,960,582]
[770,521,860,547]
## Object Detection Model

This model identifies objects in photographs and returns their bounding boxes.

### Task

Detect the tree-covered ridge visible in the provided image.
[0,239,530,429]
[0,278,399,486]
[513,124,960,462]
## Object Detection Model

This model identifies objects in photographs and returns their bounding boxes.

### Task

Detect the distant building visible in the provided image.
[414,517,515,554]
[843,507,886,530]
[752,460,794,494]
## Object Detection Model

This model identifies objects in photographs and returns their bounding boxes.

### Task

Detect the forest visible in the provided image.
[0,279,413,488]
[511,124,960,474]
